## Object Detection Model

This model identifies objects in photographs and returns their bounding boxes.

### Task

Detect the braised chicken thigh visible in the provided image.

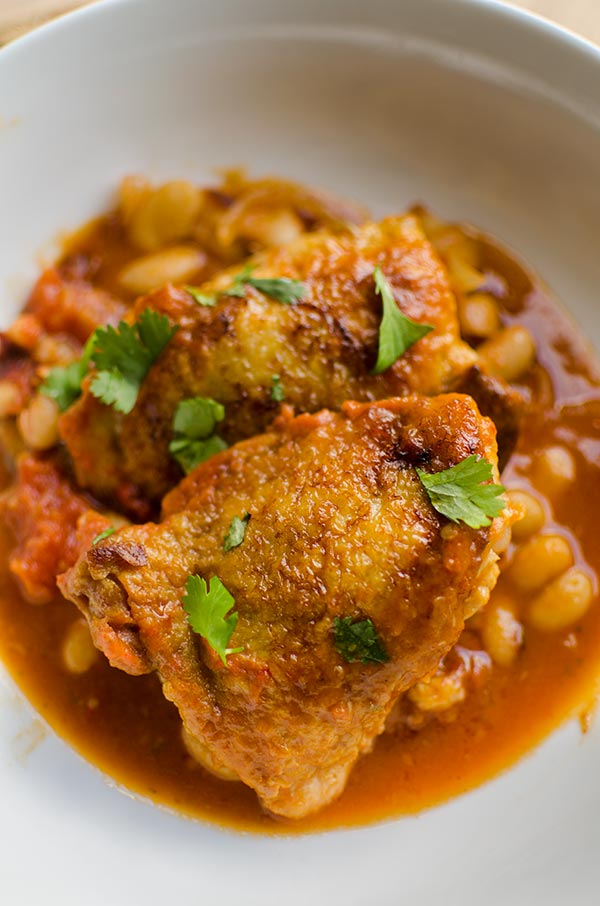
[60,395,507,818]
[60,216,478,512]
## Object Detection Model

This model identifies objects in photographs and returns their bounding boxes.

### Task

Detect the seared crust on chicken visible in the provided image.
[455,364,523,471]
[60,216,476,513]
[60,395,507,818]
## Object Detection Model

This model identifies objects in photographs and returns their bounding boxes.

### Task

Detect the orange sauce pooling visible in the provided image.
[0,221,599,834]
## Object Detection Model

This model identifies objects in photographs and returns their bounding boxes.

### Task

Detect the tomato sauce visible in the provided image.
[0,217,599,834]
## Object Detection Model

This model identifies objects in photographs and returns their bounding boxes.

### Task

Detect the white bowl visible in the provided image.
[1,1,600,904]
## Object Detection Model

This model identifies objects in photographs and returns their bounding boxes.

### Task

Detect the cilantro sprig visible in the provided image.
[169,397,227,474]
[185,286,217,307]
[371,266,433,374]
[42,310,178,414]
[224,264,306,305]
[92,526,116,546]
[90,310,178,414]
[40,331,97,412]
[270,374,285,402]
[223,513,250,552]
[333,617,389,665]
[183,265,305,307]
[416,454,506,529]
[183,575,243,665]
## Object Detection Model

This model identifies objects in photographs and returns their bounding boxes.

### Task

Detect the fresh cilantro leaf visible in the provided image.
[169,434,228,474]
[246,276,305,304]
[90,369,139,414]
[222,265,254,298]
[93,312,169,378]
[270,374,285,402]
[416,454,506,529]
[92,526,116,546]
[90,309,178,414]
[137,308,177,358]
[371,266,434,374]
[169,396,228,474]
[224,264,305,305]
[173,397,225,438]
[183,575,243,665]
[334,617,389,665]
[185,286,217,307]
[223,513,250,552]
[40,330,97,412]
[41,360,86,412]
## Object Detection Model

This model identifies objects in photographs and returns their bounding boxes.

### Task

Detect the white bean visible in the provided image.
[18,394,59,450]
[118,245,206,295]
[533,445,576,496]
[118,174,152,224]
[240,208,303,247]
[62,619,99,674]
[458,293,501,339]
[507,533,574,593]
[528,568,594,632]
[478,326,536,382]
[128,181,201,251]
[482,599,523,667]
[507,489,545,541]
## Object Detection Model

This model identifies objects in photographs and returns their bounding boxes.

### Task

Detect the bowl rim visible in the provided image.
[0,7,600,905]
[2,0,600,69]
[1,0,600,827]
[2,0,599,143]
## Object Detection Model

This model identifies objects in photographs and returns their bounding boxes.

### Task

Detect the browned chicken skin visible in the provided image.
[60,215,478,513]
[60,395,507,818]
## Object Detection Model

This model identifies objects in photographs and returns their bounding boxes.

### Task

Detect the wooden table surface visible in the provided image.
[0,0,599,47]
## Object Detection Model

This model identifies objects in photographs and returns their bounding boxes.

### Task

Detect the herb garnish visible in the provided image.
[185,286,217,307]
[169,397,227,474]
[92,526,116,546]
[223,264,305,305]
[185,266,305,306]
[40,331,98,412]
[183,575,243,665]
[270,374,285,402]
[333,617,389,665]
[416,454,506,529]
[223,513,250,552]
[371,266,433,374]
[90,310,178,414]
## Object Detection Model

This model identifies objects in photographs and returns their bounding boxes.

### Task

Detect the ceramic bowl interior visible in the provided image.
[1,1,600,904]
